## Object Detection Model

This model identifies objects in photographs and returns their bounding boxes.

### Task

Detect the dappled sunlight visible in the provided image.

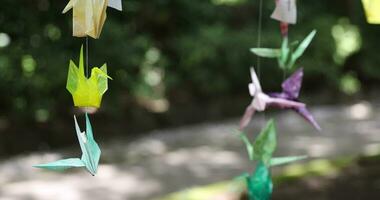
[331,18,362,65]
[2,180,82,200]
[135,47,169,113]
[1,161,163,200]
[0,33,10,48]
[307,142,336,158]
[345,101,372,120]
[362,143,380,156]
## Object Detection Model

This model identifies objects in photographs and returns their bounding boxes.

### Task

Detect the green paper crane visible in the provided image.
[66,45,112,108]
[250,30,316,70]
[34,114,101,176]
[239,119,307,200]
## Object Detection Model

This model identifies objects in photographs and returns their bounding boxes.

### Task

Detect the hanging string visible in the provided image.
[85,37,90,114]
[256,0,263,78]
[256,0,265,126]
[86,36,89,78]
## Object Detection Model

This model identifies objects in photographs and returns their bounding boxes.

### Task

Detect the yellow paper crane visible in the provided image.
[362,0,380,24]
[66,45,112,108]
[62,0,122,39]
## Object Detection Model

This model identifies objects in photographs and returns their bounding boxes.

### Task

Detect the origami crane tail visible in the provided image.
[240,103,256,130]
[294,106,321,131]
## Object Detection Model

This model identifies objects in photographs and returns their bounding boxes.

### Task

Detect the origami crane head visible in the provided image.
[62,0,122,39]
[362,0,380,24]
[66,45,112,108]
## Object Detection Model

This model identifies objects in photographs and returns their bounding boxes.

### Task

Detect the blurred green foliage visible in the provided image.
[0,0,379,153]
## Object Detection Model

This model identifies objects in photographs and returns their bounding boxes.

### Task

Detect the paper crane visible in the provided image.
[239,67,305,130]
[34,114,101,176]
[269,68,321,131]
[271,0,297,24]
[362,0,380,24]
[62,0,123,39]
[239,119,307,200]
[66,45,112,108]
[250,30,316,71]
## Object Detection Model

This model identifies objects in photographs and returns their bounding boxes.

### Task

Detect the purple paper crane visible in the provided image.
[269,68,321,131]
[239,67,305,130]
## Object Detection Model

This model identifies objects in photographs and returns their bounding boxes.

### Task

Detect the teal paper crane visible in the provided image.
[34,114,101,176]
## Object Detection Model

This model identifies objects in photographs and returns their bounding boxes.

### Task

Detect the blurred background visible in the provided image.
[1,0,380,199]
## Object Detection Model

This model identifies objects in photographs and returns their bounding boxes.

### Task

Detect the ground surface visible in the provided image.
[1,101,380,200]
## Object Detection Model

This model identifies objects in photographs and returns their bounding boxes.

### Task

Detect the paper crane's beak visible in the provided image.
[93,68,113,80]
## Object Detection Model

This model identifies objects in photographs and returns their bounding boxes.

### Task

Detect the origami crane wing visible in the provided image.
[108,0,123,11]
[362,0,380,24]
[271,0,297,24]
[282,68,303,99]
[66,46,85,95]
[239,67,263,130]
[239,119,277,165]
[97,64,109,95]
[84,113,101,174]
[249,67,262,96]
[253,119,277,165]
[33,158,85,171]
[246,161,273,200]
